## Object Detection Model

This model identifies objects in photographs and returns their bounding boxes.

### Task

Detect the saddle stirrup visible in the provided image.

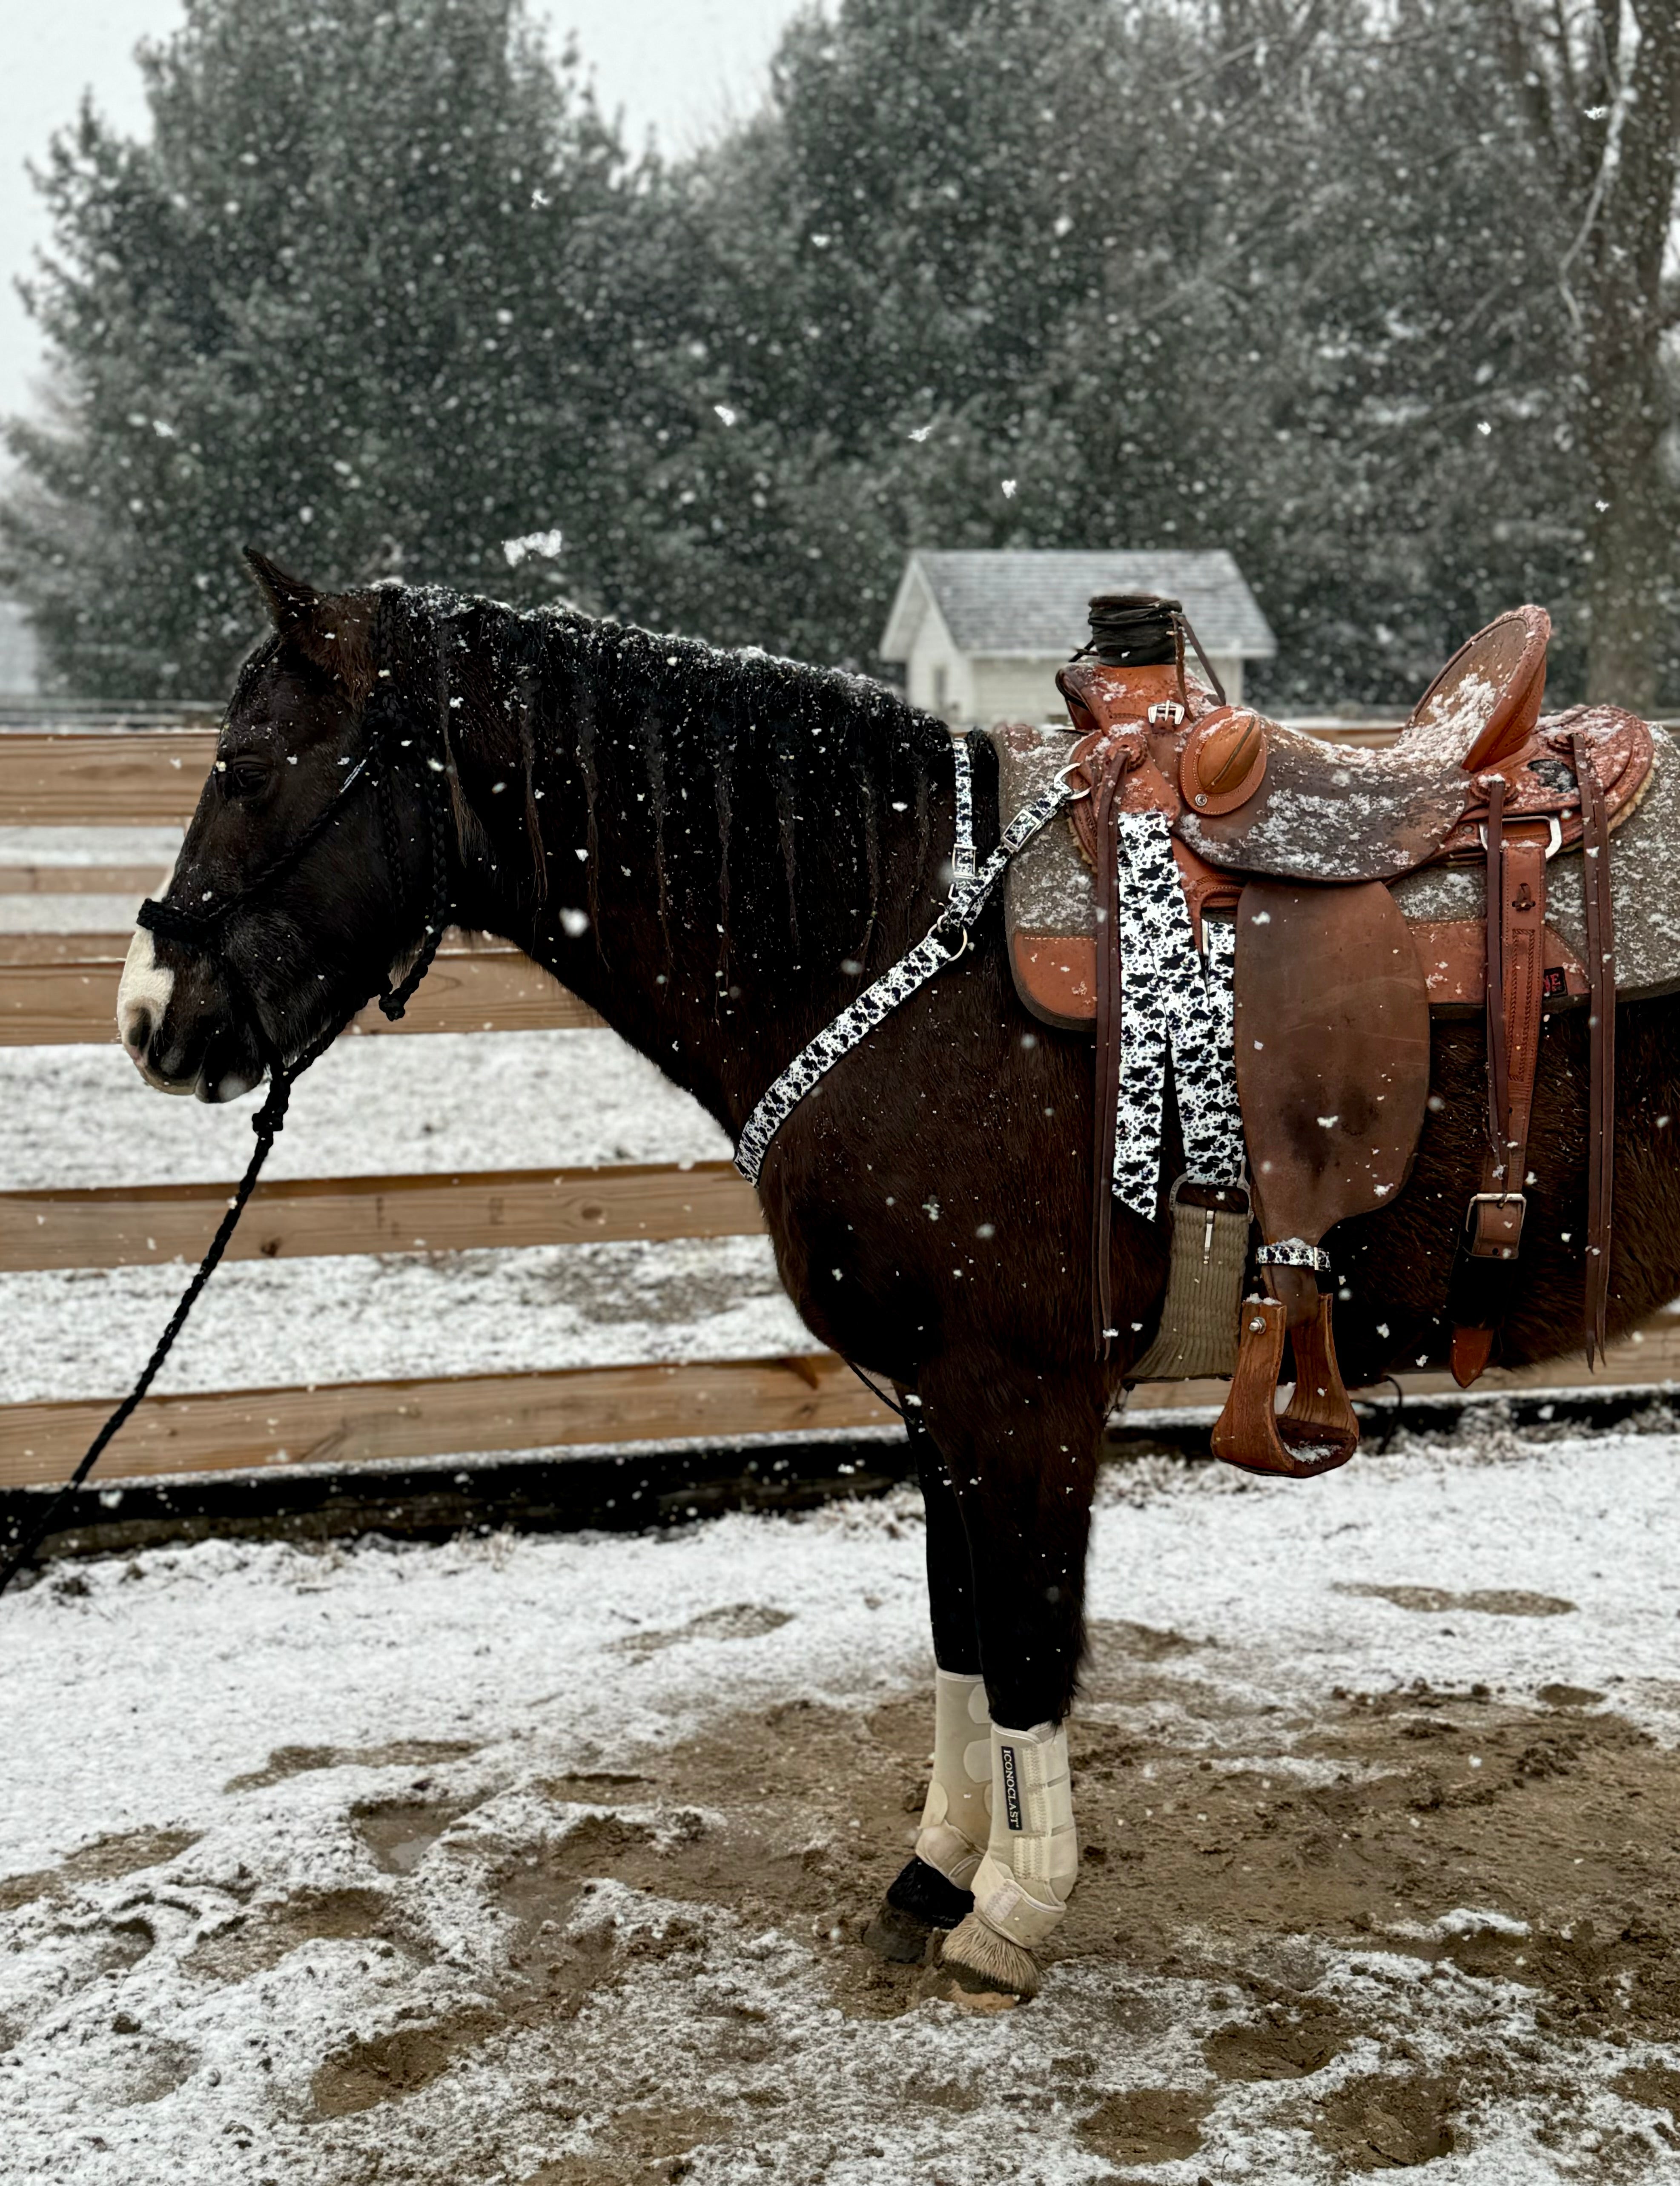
[1211,1263,1359,1482]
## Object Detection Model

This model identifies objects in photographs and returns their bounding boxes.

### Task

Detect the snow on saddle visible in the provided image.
[991,594,1667,1480]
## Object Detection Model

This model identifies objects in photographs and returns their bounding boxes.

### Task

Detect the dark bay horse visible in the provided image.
[118,558,1680,1999]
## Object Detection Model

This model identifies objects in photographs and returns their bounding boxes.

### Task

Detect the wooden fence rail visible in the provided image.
[0,949,603,1043]
[0,731,218,823]
[0,1159,761,1272]
[1,1354,886,1488]
[0,866,164,896]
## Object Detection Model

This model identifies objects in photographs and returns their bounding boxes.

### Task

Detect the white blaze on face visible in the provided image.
[117,866,181,1086]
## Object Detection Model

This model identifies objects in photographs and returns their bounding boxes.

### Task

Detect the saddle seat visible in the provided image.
[1062,604,1646,889]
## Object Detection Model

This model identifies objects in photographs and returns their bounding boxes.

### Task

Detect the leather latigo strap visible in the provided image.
[1465,786,1550,1264]
[1455,736,1617,1376]
[1574,732,1616,1363]
[1089,740,1130,1354]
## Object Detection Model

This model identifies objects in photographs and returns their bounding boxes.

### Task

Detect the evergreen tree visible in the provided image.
[1481,0,1680,709]
[1001,0,1586,705]
[1,0,673,695]
[615,0,1598,700]
[6,0,1673,702]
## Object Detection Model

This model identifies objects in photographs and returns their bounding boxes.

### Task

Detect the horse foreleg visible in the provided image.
[917,1355,1102,2002]
[864,1406,992,1963]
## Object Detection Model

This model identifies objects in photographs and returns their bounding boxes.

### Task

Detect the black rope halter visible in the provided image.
[0,613,457,1595]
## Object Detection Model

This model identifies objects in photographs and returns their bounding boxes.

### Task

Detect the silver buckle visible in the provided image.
[1147,701,1186,726]
[1466,1188,1526,1238]
[1477,816,1563,860]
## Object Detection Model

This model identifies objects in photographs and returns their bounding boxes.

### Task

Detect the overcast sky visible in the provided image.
[0,0,801,424]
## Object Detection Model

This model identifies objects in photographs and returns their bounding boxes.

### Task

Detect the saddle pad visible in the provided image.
[1390,717,1680,997]
[993,719,1680,1029]
[994,722,1101,1030]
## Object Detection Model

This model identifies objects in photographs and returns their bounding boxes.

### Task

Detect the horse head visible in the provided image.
[118,550,435,1100]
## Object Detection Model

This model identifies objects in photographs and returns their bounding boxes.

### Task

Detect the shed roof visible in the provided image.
[880,550,1276,663]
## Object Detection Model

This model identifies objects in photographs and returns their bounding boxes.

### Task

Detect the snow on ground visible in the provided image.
[3,1236,808,1404]
[0,895,151,932]
[0,827,183,869]
[5,1428,1680,2182]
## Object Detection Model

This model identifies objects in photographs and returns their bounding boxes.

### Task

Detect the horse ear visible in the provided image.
[243,547,318,629]
[242,547,375,705]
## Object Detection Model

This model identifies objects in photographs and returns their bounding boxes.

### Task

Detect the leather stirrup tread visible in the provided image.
[1211,1292,1358,1479]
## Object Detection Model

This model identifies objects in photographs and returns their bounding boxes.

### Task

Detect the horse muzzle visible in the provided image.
[117,925,264,1103]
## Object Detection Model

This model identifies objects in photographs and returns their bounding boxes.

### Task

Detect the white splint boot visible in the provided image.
[968,1718,1078,1948]
[913,1669,993,1890]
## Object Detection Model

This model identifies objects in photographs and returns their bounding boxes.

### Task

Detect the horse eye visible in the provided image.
[218,757,271,800]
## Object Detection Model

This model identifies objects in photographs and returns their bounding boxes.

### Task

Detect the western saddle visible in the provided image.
[1044,593,1647,1480]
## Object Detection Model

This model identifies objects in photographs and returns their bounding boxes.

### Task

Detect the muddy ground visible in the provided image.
[6,1427,1680,2181]
[309,1627,1680,2175]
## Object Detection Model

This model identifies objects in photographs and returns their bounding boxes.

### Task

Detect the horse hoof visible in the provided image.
[863,1899,938,1964]
[863,1857,974,1963]
[889,1855,973,1929]
[938,1909,1041,2002]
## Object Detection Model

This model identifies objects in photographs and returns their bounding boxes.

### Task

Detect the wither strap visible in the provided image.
[734,773,1071,1184]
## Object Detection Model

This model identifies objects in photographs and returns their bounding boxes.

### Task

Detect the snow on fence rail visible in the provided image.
[1,932,603,1043]
[3,725,1675,1500]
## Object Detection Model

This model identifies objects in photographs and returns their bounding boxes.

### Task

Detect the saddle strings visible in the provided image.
[1482,775,1509,1168]
[1573,732,1616,1364]
[1089,746,1130,1356]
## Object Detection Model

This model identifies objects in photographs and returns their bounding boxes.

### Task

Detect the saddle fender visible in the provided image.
[1215,878,1432,1480]
[1233,878,1432,1270]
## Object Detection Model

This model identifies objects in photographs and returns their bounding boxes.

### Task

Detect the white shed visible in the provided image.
[879,549,1276,725]
[0,601,40,695]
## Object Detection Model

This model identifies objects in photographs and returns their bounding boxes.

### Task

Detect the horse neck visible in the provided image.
[433,607,960,1140]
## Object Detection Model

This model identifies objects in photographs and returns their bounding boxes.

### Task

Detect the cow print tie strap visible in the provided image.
[734,768,1072,1184]
[1111,811,1246,1220]
[949,732,977,882]
[1255,1238,1332,1273]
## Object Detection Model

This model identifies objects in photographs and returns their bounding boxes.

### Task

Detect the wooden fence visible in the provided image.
[1,728,891,1489]
[3,725,1672,1497]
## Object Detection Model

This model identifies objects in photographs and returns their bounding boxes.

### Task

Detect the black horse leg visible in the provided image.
[914,1402,980,1676]
[864,1404,987,1962]
[911,1351,1106,1998]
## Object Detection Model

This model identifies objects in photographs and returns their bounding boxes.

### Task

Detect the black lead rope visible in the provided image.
[0,723,453,1599]
[0,1061,301,1596]
[843,1357,909,1423]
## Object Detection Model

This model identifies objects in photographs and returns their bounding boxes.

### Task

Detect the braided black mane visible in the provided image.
[371,585,957,995]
